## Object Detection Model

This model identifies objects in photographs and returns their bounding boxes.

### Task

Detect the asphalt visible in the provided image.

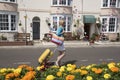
[0,40,120,48]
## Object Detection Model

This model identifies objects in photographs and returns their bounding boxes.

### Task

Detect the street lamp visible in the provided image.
[24,15,27,45]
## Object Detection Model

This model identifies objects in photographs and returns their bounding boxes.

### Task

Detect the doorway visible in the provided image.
[84,23,90,40]
[32,17,40,40]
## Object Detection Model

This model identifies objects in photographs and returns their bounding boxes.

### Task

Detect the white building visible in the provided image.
[0,0,120,41]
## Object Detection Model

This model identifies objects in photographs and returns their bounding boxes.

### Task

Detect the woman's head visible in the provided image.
[59,20,65,26]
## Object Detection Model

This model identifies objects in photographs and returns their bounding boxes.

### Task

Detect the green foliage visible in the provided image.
[1,62,120,80]
[0,35,7,40]
[90,33,99,41]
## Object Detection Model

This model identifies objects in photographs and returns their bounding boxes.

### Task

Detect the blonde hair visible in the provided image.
[59,20,64,26]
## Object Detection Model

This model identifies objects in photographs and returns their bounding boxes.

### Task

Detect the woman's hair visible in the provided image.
[59,20,65,26]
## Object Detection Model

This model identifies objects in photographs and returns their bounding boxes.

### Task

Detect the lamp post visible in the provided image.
[24,15,27,45]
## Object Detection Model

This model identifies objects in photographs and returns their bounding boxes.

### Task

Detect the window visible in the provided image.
[117,0,120,7]
[101,18,107,32]
[101,17,117,33]
[0,14,9,31]
[0,13,17,32]
[103,0,108,7]
[68,0,72,6]
[51,15,72,32]
[10,0,15,2]
[59,0,66,5]
[67,17,71,31]
[53,16,57,31]
[11,15,16,30]
[0,0,16,2]
[52,0,72,6]
[102,0,119,8]
[109,18,115,32]
[53,0,57,5]
[110,0,116,7]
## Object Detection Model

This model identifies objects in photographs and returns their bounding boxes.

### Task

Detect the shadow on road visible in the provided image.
[62,60,77,66]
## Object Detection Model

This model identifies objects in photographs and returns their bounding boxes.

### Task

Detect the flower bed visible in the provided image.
[0,62,120,80]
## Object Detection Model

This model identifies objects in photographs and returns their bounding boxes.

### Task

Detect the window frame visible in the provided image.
[101,0,120,8]
[0,0,16,3]
[0,12,18,32]
[51,0,72,7]
[100,16,117,33]
[51,14,72,32]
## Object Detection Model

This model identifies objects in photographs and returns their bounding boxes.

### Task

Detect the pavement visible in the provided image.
[0,40,120,48]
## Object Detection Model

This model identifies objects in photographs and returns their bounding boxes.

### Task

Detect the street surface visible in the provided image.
[0,46,120,68]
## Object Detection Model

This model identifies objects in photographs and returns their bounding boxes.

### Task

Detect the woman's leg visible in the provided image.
[56,50,66,66]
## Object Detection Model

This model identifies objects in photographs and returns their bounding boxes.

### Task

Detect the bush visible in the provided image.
[0,35,7,40]
[90,33,99,41]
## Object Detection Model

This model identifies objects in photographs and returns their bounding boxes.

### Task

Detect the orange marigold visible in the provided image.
[5,73,15,79]
[94,68,103,74]
[26,66,34,71]
[110,67,119,72]
[21,71,36,80]
[66,75,75,80]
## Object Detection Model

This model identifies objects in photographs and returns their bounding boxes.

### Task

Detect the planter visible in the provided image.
[0,41,33,46]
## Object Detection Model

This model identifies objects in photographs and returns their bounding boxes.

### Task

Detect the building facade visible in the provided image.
[0,0,18,41]
[0,0,120,41]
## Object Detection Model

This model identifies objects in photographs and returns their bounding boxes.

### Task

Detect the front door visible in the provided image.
[84,23,90,40]
[32,17,40,40]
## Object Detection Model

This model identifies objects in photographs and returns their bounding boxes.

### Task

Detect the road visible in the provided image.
[0,46,120,68]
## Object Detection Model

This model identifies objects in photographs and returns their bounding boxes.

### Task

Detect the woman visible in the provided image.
[55,20,66,66]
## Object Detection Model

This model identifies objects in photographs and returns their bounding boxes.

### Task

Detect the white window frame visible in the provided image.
[0,0,16,3]
[0,12,18,32]
[51,0,72,7]
[51,14,72,32]
[101,0,120,8]
[100,16,117,33]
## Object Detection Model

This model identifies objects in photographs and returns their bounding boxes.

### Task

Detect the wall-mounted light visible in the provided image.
[19,20,22,26]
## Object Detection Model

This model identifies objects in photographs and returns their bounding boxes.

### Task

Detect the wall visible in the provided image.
[17,0,51,40]
[0,2,17,11]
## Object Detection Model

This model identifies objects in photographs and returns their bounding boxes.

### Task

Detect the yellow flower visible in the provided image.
[108,62,115,69]
[14,68,22,74]
[59,66,66,72]
[7,68,13,71]
[36,65,44,70]
[80,70,88,75]
[0,68,7,73]
[86,76,93,80]
[81,66,86,69]
[67,67,73,71]
[75,69,81,73]
[71,64,76,69]
[86,65,92,69]
[91,68,97,72]
[57,71,62,77]
[66,75,75,80]
[104,74,111,79]
[46,75,55,80]
[66,64,76,72]
[51,65,59,68]
[67,64,72,67]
